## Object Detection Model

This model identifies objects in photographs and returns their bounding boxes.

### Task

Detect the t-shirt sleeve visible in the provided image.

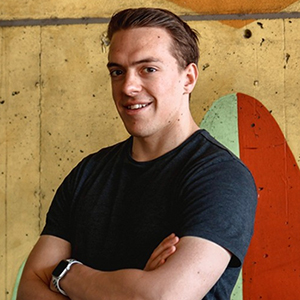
[177,159,257,267]
[41,171,75,242]
[41,155,92,242]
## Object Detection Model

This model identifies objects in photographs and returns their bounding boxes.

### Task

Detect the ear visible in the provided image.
[183,63,198,95]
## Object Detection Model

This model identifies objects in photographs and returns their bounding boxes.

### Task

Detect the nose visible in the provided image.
[122,71,142,96]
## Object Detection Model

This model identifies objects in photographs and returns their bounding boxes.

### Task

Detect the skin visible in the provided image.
[17,234,179,300]
[17,27,231,300]
[144,233,179,271]
[107,27,200,161]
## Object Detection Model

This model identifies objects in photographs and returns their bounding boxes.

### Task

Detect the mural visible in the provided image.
[2,0,300,299]
[168,0,300,27]
[201,93,300,299]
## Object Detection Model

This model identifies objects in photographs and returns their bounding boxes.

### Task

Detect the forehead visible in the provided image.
[108,27,175,63]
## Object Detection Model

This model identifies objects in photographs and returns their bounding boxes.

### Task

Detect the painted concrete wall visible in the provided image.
[1,0,300,298]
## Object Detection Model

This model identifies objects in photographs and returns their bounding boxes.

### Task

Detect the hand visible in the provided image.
[144,233,179,271]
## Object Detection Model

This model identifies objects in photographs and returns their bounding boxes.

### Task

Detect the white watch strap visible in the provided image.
[53,259,82,296]
[53,277,68,296]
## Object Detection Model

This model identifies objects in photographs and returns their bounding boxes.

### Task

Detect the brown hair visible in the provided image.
[107,7,199,69]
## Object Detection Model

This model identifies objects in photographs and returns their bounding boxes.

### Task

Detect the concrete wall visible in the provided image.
[1,0,300,298]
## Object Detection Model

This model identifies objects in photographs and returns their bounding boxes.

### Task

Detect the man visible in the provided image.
[17,7,257,300]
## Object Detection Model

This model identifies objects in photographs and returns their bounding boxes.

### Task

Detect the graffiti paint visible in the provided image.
[200,93,300,299]
[200,94,242,300]
[238,93,300,299]
[168,0,299,28]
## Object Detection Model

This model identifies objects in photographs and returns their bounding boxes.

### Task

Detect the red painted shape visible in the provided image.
[237,93,300,299]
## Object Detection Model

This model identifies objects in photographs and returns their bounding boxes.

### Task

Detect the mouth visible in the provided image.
[126,103,150,110]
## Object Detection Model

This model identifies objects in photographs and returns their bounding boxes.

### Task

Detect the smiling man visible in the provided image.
[107,26,199,161]
[17,8,257,300]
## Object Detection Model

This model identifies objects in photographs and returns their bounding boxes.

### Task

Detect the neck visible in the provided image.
[131,118,199,162]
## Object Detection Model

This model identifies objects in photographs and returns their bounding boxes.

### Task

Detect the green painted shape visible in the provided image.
[200,93,239,158]
[11,259,26,300]
[230,271,243,300]
[200,93,242,300]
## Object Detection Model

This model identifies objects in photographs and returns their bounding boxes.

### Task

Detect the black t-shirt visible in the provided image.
[42,130,257,299]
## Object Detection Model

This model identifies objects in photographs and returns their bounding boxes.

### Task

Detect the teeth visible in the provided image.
[128,104,147,110]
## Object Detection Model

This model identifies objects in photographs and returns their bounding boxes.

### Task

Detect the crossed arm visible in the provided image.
[17,234,231,300]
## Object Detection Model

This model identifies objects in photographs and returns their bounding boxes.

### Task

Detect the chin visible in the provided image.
[126,128,150,138]
[127,131,145,138]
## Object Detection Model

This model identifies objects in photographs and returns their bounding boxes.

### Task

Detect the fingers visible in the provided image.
[144,233,179,271]
[152,233,179,258]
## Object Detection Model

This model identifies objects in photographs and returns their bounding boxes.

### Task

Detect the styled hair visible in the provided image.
[107,7,200,69]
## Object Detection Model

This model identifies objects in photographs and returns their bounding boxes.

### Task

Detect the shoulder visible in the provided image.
[72,138,131,175]
[56,138,131,196]
[81,138,131,165]
[179,130,237,163]
[180,130,253,180]
[177,131,257,266]
[182,130,257,200]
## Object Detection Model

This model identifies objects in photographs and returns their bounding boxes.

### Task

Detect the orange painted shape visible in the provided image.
[169,0,298,28]
[219,19,254,29]
[169,0,297,15]
[237,93,300,299]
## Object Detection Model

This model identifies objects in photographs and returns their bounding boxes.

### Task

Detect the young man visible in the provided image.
[17,8,257,300]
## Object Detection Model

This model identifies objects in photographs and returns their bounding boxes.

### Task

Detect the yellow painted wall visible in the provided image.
[1,0,300,298]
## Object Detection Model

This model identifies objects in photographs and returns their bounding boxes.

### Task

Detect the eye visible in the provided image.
[143,67,157,74]
[109,69,124,77]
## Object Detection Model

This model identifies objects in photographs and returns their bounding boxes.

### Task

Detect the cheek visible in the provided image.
[161,80,184,99]
[111,82,121,100]
[154,78,178,93]
[111,90,122,111]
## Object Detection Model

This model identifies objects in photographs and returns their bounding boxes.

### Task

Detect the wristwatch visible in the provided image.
[52,259,82,296]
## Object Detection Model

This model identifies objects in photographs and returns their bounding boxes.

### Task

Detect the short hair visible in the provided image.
[107,7,199,69]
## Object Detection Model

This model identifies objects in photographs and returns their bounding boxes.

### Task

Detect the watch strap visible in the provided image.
[52,259,82,296]
[52,277,68,296]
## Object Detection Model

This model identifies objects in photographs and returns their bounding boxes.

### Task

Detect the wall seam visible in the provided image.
[1,26,8,300]
[38,26,43,232]
[1,12,300,27]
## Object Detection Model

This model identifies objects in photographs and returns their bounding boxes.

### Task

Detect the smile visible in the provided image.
[127,104,149,110]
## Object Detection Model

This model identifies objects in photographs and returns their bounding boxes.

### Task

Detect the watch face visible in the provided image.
[52,260,69,277]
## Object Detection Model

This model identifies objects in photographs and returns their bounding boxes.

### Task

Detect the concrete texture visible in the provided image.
[1,1,300,298]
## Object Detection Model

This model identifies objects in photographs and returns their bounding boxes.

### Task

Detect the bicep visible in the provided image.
[43,236,230,300]
[20,235,71,285]
[147,236,231,300]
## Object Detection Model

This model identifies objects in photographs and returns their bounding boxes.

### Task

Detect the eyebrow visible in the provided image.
[107,57,162,69]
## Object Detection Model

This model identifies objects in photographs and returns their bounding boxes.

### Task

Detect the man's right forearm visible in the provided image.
[17,278,67,300]
[17,235,72,300]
